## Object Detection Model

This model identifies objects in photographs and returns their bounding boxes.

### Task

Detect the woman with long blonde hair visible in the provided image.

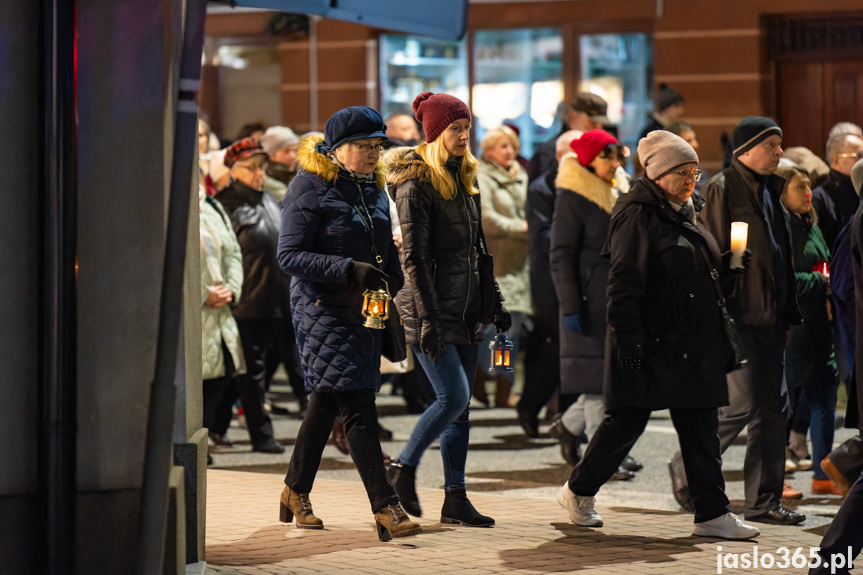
[385,92,510,526]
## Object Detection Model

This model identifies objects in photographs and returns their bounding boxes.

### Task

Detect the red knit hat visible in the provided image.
[570,129,619,167]
[413,92,471,144]
[224,137,268,168]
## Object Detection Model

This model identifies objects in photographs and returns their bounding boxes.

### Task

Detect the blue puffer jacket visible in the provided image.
[277,135,403,393]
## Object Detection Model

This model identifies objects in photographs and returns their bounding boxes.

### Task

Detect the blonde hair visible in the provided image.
[480,126,521,156]
[416,139,479,200]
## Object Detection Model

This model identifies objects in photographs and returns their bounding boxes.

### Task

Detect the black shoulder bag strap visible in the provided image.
[696,243,747,371]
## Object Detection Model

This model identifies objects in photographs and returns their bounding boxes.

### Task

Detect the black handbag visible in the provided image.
[381,312,407,363]
[476,224,497,326]
[698,245,747,372]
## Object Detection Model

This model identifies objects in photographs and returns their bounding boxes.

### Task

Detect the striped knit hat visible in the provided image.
[732,116,782,157]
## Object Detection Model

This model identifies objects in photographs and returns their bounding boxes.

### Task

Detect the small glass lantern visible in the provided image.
[361,281,390,330]
[488,330,514,373]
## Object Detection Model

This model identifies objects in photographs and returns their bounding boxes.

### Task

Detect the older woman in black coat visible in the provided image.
[556,131,759,540]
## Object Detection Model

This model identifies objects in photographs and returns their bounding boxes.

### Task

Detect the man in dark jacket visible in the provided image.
[812,131,863,252]
[809,158,863,575]
[668,117,803,525]
[519,130,581,438]
[528,93,610,183]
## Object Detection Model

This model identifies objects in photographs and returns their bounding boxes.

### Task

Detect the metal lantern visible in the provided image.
[361,281,390,330]
[488,330,514,373]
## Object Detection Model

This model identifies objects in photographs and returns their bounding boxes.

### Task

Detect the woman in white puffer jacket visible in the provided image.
[200,185,246,445]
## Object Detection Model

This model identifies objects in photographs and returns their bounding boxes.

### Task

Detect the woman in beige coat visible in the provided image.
[476,126,532,407]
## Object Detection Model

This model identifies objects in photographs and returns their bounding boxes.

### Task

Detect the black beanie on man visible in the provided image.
[732,116,782,157]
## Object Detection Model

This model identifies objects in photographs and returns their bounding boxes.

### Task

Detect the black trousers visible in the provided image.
[519,304,561,417]
[671,324,788,516]
[264,316,307,405]
[203,343,235,432]
[570,406,730,523]
[810,469,863,575]
[233,318,278,446]
[284,389,398,513]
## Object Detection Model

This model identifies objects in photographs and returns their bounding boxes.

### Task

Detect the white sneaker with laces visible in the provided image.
[557,481,603,527]
[693,512,760,539]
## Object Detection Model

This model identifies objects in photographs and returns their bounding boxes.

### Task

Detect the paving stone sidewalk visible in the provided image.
[206,469,824,574]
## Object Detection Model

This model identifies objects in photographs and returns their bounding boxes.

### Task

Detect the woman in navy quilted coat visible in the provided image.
[276,107,419,541]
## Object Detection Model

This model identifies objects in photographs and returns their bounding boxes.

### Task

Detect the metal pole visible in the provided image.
[39,0,78,572]
[135,0,208,573]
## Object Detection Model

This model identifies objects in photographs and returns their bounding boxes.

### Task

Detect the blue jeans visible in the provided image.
[398,343,478,490]
[807,383,839,480]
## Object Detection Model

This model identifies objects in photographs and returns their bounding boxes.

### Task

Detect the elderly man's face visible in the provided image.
[739,135,783,175]
[832,135,863,176]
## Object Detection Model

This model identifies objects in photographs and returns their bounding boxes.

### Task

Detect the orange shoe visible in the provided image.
[782,481,803,499]
[820,457,853,497]
[811,478,842,496]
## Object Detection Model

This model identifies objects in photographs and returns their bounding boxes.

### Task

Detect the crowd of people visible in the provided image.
[195,88,863,568]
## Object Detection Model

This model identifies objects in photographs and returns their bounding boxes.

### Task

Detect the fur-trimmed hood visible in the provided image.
[555,153,616,214]
[384,146,477,194]
[297,134,387,190]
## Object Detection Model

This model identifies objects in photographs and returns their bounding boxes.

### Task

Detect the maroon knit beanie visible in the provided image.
[413,92,471,144]
[570,129,619,167]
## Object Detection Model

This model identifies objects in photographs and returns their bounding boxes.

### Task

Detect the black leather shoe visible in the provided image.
[668,458,696,513]
[209,433,234,448]
[559,428,582,466]
[252,439,285,454]
[745,505,806,525]
[621,455,643,472]
[516,403,539,438]
[610,466,635,481]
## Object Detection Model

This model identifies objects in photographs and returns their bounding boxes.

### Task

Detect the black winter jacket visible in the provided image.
[603,177,732,410]
[785,212,837,389]
[217,180,291,319]
[698,159,801,327]
[550,156,616,395]
[526,166,559,311]
[811,169,860,253]
[386,148,489,346]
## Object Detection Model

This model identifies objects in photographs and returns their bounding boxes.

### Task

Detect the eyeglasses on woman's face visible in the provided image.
[235,161,268,173]
[349,140,384,154]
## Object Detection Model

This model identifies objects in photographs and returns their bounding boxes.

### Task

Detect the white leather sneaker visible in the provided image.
[693,512,760,539]
[557,481,603,527]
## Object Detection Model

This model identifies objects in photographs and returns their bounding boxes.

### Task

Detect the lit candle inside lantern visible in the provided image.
[729,221,748,269]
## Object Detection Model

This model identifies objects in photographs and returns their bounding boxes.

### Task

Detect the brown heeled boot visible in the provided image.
[473,366,490,406]
[494,376,518,408]
[374,501,421,541]
[279,486,324,529]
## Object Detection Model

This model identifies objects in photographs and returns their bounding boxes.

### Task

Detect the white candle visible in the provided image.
[730,221,749,269]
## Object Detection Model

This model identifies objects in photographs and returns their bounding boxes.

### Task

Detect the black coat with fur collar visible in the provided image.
[386,148,485,345]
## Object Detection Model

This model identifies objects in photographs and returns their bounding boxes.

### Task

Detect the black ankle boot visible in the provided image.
[387,461,421,517]
[440,488,494,527]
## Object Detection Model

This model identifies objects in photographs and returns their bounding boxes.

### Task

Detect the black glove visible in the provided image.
[721,249,752,275]
[493,305,512,333]
[352,261,389,290]
[617,343,644,374]
[420,320,446,364]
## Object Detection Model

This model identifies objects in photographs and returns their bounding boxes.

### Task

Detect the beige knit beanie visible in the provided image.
[638,130,699,180]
